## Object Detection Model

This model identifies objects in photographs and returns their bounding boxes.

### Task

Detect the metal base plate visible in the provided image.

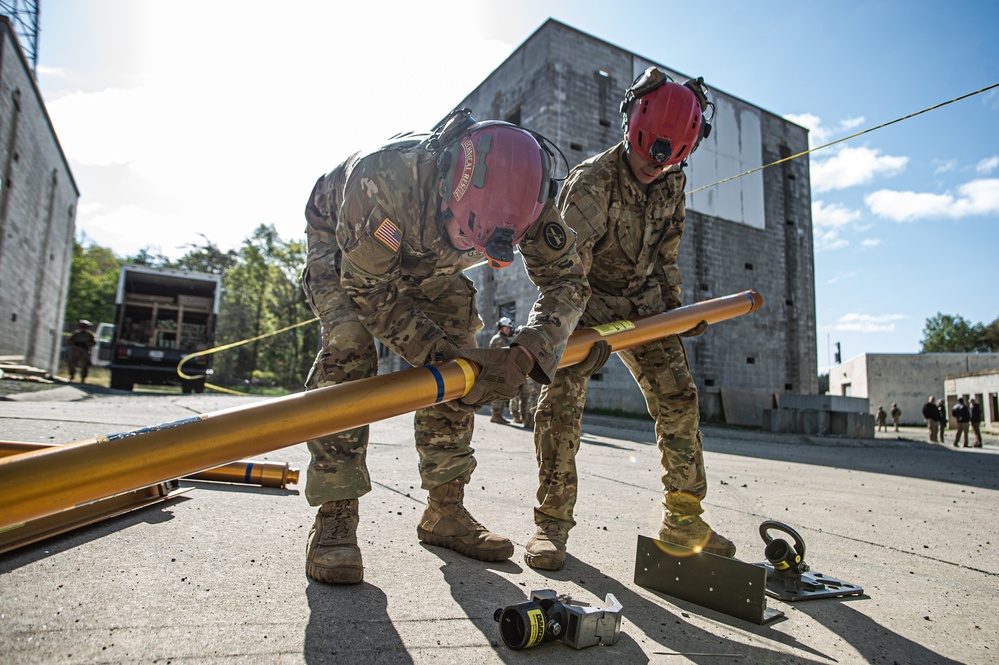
[634,535,784,624]
[756,563,864,601]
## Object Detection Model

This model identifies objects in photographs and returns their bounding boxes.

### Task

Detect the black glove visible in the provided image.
[453,347,534,411]
[424,339,459,365]
[678,320,708,338]
[568,340,612,378]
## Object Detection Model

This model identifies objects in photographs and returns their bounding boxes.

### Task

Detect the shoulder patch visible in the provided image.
[543,222,567,251]
[373,217,402,253]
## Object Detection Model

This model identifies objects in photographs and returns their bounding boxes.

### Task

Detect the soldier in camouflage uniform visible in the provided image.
[302,110,589,584]
[67,320,97,383]
[489,317,515,423]
[526,68,736,571]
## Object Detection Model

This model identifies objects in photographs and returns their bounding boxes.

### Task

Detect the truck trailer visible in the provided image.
[108,264,221,393]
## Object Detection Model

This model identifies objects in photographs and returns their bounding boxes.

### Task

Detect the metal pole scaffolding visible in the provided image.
[0,291,762,530]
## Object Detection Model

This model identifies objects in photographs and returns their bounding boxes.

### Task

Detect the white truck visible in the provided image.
[107,264,222,393]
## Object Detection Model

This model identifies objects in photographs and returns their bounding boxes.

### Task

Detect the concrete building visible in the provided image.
[0,16,79,373]
[828,352,999,426]
[456,19,818,420]
[945,369,999,430]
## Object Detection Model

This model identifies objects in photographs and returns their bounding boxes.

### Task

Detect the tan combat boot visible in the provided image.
[306,499,364,584]
[417,479,514,561]
[490,409,509,424]
[658,514,737,558]
[524,520,569,570]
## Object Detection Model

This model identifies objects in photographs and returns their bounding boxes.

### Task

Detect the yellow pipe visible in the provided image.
[0,443,299,489]
[0,291,761,530]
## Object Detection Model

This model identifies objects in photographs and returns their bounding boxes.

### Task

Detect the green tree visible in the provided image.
[920,313,987,352]
[66,240,120,326]
[980,319,999,353]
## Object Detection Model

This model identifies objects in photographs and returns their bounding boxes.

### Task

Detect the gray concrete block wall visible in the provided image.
[829,353,999,426]
[452,20,818,420]
[0,21,80,373]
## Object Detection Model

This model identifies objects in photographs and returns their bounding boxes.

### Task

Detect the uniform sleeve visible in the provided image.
[655,170,687,309]
[335,160,453,366]
[302,174,344,322]
[512,202,590,383]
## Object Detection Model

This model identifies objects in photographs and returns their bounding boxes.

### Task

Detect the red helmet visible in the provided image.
[623,69,709,167]
[439,121,554,269]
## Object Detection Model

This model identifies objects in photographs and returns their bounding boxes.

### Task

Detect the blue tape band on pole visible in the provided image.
[425,365,445,402]
[243,463,254,484]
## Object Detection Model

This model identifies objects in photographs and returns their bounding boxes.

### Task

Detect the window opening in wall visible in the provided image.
[599,119,611,127]
[785,383,793,391]
[786,299,794,306]
[570,142,583,151]
[704,378,715,387]
[841,383,852,396]
[989,393,998,422]
[746,357,755,364]
[505,107,522,126]
[745,263,754,270]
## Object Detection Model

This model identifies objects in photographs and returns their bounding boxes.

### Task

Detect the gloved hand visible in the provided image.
[678,320,708,338]
[453,346,534,411]
[568,340,612,378]
[424,340,459,365]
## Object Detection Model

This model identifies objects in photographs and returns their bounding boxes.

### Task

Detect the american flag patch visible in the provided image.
[373,217,402,252]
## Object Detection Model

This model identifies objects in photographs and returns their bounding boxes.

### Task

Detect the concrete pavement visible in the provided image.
[1,387,997,663]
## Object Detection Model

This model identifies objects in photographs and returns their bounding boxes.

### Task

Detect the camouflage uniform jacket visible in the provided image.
[489,330,514,349]
[304,135,590,382]
[557,142,686,321]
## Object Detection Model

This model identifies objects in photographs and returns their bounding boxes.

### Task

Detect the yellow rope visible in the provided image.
[686,81,999,195]
[179,82,999,393]
[177,317,318,393]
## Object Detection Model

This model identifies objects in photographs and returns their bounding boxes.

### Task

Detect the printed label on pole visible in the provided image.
[592,320,635,337]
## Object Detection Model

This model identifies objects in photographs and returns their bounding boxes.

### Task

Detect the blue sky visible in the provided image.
[28,0,999,375]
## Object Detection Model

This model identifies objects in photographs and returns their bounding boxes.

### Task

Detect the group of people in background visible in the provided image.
[876,403,901,432]
[922,395,984,448]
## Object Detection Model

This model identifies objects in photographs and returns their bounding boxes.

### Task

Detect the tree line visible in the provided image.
[921,313,999,353]
[67,224,319,392]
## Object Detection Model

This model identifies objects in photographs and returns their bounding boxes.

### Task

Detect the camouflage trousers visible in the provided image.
[510,379,539,421]
[303,281,481,506]
[67,347,91,379]
[532,333,706,530]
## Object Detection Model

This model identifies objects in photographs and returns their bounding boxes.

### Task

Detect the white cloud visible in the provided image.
[811,145,908,193]
[933,159,957,174]
[40,2,516,259]
[782,114,865,149]
[865,178,999,221]
[826,271,858,285]
[812,200,861,228]
[834,313,906,333]
[861,238,882,248]
[814,229,849,252]
[811,200,861,251]
[977,156,999,174]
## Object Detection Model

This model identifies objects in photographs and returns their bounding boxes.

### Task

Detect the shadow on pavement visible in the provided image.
[304,580,413,665]
[534,552,836,664]
[582,418,999,492]
[792,596,966,665]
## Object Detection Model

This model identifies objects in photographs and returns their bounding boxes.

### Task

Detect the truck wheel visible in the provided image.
[194,378,206,394]
[181,379,194,394]
[110,371,133,391]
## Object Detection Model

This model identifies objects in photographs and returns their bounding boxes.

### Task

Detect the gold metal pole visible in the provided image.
[0,291,761,530]
[0,442,299,489]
